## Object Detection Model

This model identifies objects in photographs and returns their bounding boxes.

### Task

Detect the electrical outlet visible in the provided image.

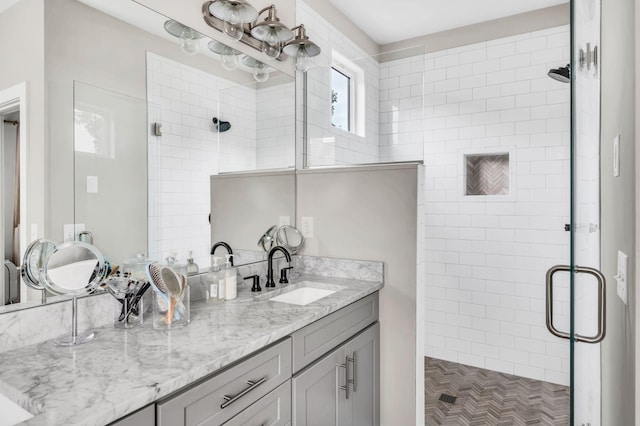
[615,250,628,305]
[86,176,98,193]
[301,216,314,238]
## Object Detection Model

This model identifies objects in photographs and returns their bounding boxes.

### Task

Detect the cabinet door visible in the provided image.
[344,323,379,426]
[292,345,347,426]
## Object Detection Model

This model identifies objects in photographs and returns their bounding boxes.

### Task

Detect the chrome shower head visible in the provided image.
[212,117,231,132]
[547,64,570,83]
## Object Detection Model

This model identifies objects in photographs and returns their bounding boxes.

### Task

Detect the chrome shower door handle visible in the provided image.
[545,264,606,344]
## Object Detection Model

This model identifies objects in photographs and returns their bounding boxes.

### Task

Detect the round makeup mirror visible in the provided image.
[40,241,107,296]
[21,239,57,291]
[275,225,305,254]
[258,225,278,252]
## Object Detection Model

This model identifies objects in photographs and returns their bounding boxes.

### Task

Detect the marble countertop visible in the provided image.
[0,273,382,425]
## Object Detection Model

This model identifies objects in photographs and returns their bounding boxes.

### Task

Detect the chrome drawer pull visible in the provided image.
[349,354,356,392]
[220,377,267,409]
[339,357,350,399]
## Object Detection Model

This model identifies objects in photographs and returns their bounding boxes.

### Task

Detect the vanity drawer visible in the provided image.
[223,380,291,426]
[291,292,378,373]
[157,338,292,426]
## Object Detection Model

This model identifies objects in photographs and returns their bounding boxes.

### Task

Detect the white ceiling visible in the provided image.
[329,0,569,45]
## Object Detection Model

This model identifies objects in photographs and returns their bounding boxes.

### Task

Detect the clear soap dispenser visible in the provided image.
[224,254,237,300]
[206,258,223,301]
[186,251,199,276]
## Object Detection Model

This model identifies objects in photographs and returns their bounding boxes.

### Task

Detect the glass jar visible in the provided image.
[152,284,190,329]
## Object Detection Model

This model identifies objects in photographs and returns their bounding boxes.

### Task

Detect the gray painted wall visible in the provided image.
[600,0,636,423]
[296,163,423,425]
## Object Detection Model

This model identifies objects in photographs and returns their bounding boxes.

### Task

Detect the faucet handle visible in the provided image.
[279,266,294,284]
[244,275,261,292]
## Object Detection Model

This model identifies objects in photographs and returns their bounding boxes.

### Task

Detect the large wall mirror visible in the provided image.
[0,0,296,313]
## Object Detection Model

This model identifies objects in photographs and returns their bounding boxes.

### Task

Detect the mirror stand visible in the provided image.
[54,296,95,347]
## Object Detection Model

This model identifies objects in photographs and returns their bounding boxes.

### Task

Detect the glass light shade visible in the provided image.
[221,51,239,70]
[262,40,280,59]
[223,8,244,41]
[179,28,200,55]
[295,46,310,73]
[208,0,258,22]
[253,62,269,82]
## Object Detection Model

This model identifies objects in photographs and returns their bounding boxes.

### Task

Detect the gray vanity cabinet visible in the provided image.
[156,338,292,426]
[292,323,379,426]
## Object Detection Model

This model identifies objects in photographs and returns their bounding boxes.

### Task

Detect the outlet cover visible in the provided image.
[301,216,314,239]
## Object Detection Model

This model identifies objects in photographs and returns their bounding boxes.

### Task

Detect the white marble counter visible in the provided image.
[0,272,382,425]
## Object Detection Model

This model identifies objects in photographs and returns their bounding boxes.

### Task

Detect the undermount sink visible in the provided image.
[0,393,33,425]
[266,281,344,306]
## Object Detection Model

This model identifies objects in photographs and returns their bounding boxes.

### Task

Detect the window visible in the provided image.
[330,51,365,137]
[331,67,351,131]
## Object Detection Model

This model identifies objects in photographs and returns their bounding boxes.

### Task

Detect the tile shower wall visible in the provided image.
[147,53,255,268]
[297,0,380,166]
[256,82,295,169]
[380,26,571,385]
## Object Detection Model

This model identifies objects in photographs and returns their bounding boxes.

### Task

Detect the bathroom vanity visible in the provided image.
[0,267,381,426]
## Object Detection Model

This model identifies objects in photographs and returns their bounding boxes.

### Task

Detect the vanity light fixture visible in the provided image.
[202,1,321,70]
[282,25,321,73]
[208,0,258,41]
[164,20,203,56]
[242,55,270,82]
[250,5,294,60]
[208,40,242,70]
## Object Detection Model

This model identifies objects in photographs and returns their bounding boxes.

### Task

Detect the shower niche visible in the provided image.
[464,153,510,196]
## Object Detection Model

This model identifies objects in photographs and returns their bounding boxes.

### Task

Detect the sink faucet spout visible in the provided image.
[266,246,291,288]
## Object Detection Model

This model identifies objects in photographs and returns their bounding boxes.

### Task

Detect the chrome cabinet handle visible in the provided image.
[339,356,351,399]
[221,377,266,409]
[545,264,606,343]
[349,355,356,392]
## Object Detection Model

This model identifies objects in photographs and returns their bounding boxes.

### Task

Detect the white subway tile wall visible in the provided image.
[147,53,293,269]
[380,26,571,385]
[297,0,380,166]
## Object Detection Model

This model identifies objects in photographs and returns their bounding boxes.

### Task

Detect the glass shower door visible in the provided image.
[546,0,603,424]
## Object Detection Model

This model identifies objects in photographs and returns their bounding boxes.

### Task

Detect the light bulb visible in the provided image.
[223,7,243,41]
[179,28,200,56]
[253,62,269,82]
[265,29,279,47]
[262,40,280,60]
[221,48,239,70]
[295,47,310,73]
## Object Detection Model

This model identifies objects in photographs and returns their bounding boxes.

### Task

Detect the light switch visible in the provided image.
[615,250,628,305]
[301,216,314,239]
[613,135,620,177]
[86,176,98,193]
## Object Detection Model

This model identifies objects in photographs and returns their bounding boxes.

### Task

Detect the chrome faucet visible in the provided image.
[266,246,291,288]
[211,241,233,266]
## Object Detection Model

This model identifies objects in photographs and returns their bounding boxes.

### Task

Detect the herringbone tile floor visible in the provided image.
[425,357,570,425]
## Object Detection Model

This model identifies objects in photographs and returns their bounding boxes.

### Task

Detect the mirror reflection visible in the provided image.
[0,0,296,313]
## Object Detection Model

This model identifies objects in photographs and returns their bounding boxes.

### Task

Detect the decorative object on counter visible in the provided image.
[224,254,237,300]
[164,253,188,278]
[266,245,291,288]
[211,241,234,266]
[21,239,57,304]
[206,257,224,300]
[257,225,277,252]
[202,0,321,73]
[123,253,153,281]
[147,262,190,329]
[186,251,199,276]
[244,274,261,292]
[275,224,305,254]
[102,272,149,328]
[39,241,108,346]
